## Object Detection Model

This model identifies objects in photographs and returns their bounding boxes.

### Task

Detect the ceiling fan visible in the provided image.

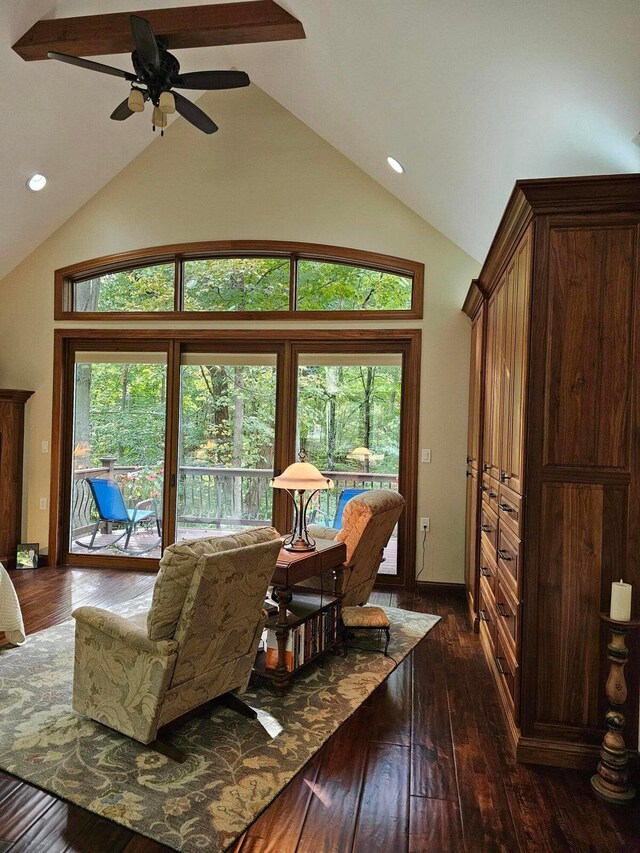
[47,14,250,135]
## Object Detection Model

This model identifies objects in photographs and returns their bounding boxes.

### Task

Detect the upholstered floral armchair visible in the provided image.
[304,489,405,606]
[72,527,281,748]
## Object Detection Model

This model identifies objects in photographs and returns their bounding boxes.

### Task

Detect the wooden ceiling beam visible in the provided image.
[12,1,305,62]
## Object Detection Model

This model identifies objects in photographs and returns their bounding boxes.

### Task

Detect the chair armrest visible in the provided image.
[72,606,177,656]
[308,524,340,541]
[131,497,158,522]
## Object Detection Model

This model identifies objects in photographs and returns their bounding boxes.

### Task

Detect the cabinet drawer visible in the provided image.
[488,478,500,513]
[497,524,520,591]
[479,543,497,596]
[481,473,491,504]
[495,573,518,652]
[478,578,497,652]
[480,505,498,552]
[498,483,522,538]
[495,625,518,712]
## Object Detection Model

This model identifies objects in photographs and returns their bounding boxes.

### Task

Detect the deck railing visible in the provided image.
[72,458,397,535]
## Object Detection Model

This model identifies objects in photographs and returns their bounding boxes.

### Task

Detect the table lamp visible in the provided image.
[270,451,334,552]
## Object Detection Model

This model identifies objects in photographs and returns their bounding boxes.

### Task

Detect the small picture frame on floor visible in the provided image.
[15,543,39,569]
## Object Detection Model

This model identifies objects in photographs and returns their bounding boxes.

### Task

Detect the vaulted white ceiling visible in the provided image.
[2,0,640,280]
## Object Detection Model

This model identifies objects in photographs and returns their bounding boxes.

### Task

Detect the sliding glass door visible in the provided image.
[296,353,403,576]
[58,333,418,585]
[70,351,167,559]
[176,353,278,541]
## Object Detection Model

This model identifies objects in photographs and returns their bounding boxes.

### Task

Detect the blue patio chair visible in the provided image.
[77,477,161,553]
[311,487,369,529]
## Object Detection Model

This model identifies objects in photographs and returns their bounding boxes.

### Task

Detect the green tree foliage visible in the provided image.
[296,261,411,311]
[74,257,412,313]
[75,264,174,312]
[179,364,277,469]
[297,365,401,474]
[183,258,290,311]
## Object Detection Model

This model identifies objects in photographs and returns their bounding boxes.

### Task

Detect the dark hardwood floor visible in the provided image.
[1,567,638,852]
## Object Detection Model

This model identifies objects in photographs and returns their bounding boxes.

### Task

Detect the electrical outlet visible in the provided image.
[420,517,430,531]
[421,448,431,463]
[39,497,48,511]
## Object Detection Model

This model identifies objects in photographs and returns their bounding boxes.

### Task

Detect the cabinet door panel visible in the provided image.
[507,232,531,494]
[466,311,484,471]
[483,296,496,474]
[464,469,479,606]
[544,225,635,470]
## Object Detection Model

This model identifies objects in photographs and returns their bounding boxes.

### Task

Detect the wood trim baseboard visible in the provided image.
[416,580,466,595]
[513,736,632,772]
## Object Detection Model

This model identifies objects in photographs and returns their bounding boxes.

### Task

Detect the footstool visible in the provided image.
[341,605,391,657]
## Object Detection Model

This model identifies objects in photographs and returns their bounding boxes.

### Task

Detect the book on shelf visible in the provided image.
[264,599,340,673]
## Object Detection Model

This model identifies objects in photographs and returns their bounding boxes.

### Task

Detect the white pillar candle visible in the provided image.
[610,579,632,622]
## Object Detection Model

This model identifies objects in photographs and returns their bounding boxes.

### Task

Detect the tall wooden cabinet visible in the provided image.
[0,390,33,566]
[463,175,640,769]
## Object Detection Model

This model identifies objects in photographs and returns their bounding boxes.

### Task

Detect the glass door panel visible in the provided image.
[296,353,402,576]
[70,351,167,558]
[177,353,278,540]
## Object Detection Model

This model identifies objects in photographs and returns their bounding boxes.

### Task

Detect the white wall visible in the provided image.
[0,85,480,582]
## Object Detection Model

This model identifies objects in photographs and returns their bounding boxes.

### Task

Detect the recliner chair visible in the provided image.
[71,527,281,755]
[303,489,405,605]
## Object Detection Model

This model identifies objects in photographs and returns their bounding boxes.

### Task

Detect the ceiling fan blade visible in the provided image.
[47,51,136,81]
[110,98,135,121]
[130,15,160,72]
[173,92,218,134]
[171,70,250,90]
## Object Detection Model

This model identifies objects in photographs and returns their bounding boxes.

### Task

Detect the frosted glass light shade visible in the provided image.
[159,90,175,114]
[128,89,145,112]
[271,461,334,491]
[152,107,167,128]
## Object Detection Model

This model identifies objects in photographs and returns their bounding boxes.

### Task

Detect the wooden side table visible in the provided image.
[255,537,346,690]
[591,613,640,804]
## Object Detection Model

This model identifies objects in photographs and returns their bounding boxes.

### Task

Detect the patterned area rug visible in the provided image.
[0,599,439,852]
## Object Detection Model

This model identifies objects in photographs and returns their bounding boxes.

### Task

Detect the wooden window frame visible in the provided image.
[50,328,421,589]
[55,240,424,321]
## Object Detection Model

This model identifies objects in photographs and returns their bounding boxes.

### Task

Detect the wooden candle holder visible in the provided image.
[591,614,640,804]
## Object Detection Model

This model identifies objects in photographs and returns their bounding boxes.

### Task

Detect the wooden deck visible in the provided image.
[71,527,399,575]
[1,568,637,852]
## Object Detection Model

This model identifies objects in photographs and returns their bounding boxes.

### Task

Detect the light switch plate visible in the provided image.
[421,448,431,463]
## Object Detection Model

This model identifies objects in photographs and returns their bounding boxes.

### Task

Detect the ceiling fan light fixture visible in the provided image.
[26,173,47,191]
[127,88,144,112]
[152,106,167,128]
[159,90,175,114]
[386,155,405,174]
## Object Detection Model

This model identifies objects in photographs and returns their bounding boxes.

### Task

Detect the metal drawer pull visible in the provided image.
[466,470,473,478]
[489,491,498,498]
[480,567,492,577]
[481,524,492,533]
[467,456,472,465]
[499,502,513,512]
[495,655,510,676]
[483,464,490,472]
[479,609,491,622]
[497,602,510,618]
[500,472,511,482]
[497,549,512,561]
[481,485,488,492]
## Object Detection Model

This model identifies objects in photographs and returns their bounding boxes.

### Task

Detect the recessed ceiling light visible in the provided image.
[386,155,405,174]
[27,174,47,192]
